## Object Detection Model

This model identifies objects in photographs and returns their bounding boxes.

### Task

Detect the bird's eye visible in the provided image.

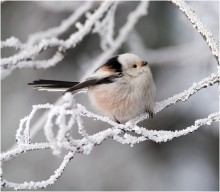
[133,64,137,68]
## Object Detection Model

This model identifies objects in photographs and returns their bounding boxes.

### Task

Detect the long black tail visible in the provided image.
[28,79,79,92]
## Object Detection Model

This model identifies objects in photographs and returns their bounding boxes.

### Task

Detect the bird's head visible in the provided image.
[117,53,148,77]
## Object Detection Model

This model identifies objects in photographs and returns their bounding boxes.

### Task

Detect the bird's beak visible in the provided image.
[142,61,148,66]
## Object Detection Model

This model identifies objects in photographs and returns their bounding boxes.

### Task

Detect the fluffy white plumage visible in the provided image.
[29,53,156,123]
[88,53,156,122]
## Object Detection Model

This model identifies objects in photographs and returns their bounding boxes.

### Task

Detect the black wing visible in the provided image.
[64,75,121,93]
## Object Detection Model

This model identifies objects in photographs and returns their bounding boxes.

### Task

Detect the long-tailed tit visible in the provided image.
[29,53,156,123]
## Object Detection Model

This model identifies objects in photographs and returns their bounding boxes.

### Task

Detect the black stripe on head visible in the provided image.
[105,56,122,73]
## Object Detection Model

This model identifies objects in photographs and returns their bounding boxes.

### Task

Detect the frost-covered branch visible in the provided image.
[1,1,113,76]
[1,72,219,190]
[1,109,219,190]
[0,37,27,50]
[1,151,75,190]
[170,0,219,64]
[0,1,150,79]
[92,2,117,51]
[131,73,219,124]
[0,143,50,162]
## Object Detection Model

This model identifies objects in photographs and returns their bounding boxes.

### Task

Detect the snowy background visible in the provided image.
[1,1,219,191]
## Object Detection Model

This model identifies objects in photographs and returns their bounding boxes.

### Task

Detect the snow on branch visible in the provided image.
[1,108,219,190]
[92,2,117,51]
[132,73,220,124]
[1,151,75,190]
[1,1,113,77]
[170,0,219,64]
[1,106,219,190]
[0,37,27,50]
[1,71,219,190]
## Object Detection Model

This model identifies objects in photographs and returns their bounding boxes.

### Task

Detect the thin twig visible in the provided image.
[170,0,219,64]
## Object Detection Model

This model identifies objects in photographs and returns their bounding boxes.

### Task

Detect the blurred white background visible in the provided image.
[1,1,219,191]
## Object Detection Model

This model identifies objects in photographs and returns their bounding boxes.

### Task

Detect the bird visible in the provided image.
[28,53,156,123]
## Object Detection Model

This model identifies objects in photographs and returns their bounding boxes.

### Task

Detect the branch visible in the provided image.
[170,0,219,64]
[1,2,113,73]
[1,86,219,189]
[0,37,27,50]
[1,151,75,190]
[1,108,219,190]
[131,73,219,124]
[0,143,50,162]
[1,73,218,160]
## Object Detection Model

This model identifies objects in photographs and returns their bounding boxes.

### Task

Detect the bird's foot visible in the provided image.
[146,110,154,119]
